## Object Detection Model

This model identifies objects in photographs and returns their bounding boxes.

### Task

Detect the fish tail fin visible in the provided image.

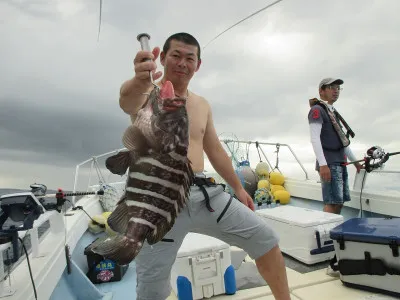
[89,234,142,266]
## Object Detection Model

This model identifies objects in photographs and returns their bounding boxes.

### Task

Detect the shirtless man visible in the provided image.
[119,32,291,300]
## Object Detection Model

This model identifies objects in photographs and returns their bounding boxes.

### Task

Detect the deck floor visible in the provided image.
[168,253,398,300]
[66,197,397,300]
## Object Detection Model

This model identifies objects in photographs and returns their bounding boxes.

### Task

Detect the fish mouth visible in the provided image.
[162,98,186,111]
[160,80,175,100]
[158,80,187,111]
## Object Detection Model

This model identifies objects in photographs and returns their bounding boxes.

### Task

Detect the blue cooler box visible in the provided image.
[330,217,400,297]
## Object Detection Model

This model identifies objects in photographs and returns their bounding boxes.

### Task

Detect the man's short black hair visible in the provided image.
[163,32,201,60]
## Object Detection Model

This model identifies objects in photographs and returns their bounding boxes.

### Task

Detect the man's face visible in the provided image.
[160,40,201,88]
[320,84,342,103]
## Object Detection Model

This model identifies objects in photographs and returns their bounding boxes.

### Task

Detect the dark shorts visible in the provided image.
[321,163,351,205]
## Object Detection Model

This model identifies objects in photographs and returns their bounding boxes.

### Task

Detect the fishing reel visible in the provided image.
[364,146,390,173]
[345,146,399,173]
[346,146,400,173]
[366,146,386,160]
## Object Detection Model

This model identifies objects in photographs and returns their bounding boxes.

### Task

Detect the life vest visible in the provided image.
[309,98,355,148]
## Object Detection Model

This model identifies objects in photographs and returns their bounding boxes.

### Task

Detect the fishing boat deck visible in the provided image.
[2,188,397,300]
[70,228,396,300]
[166,254,396,300]
[60,195,396,300]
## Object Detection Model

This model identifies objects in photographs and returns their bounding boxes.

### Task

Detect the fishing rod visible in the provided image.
[343,146,400,173]
[98,0,103,41]
[202,0,284,50]
[28,184,105,212]
[36,189,104,199]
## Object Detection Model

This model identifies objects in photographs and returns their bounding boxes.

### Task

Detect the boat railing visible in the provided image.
[71,147,127,204]
[71,139,310,203]
[220,139,310,180]
[73,139,400,202]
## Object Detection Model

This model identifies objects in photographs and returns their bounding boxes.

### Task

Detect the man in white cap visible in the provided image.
[308,78,362,215]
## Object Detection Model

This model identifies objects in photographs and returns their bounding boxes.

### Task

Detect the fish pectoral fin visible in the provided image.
[122,124,148,154]
[90,234,126,255]
[107,202,130,234]
[89,234,140,266]
[105,151,132,175]
[146,220,175,245]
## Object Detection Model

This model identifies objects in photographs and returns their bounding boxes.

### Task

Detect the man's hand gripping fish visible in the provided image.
[90,81,194,265]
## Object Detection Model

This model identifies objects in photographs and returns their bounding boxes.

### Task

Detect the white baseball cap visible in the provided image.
[319,78,344,89]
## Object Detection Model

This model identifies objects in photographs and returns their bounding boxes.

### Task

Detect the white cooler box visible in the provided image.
[256,206,344,265]
[330,217,400,298]
[170,233,236,300]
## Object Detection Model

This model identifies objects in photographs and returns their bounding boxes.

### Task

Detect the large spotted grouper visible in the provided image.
[89,80,194,265]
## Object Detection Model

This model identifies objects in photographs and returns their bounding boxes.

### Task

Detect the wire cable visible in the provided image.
[18,237,37,300]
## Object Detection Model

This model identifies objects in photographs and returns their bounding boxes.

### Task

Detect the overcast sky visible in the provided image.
[1,0,400,192]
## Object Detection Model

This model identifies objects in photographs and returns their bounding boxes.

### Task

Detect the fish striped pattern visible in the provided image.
[110,149,193,244]
[91,83,193,265]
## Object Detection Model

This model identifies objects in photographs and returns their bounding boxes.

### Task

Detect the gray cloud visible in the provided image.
[0,95,129,165]
[1,0,400,190]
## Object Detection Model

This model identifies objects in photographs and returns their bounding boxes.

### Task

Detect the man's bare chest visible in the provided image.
[186,102,207,141]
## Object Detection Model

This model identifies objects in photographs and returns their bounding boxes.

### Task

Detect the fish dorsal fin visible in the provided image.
[105,151,131,175]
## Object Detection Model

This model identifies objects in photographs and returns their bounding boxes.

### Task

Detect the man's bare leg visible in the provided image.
[255,245,291,300]
[323,204,342,214]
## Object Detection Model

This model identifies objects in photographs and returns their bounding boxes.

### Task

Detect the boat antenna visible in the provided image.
[202,0,284,50]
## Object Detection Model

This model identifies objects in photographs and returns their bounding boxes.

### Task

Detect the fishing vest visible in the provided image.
[309,98,355,149]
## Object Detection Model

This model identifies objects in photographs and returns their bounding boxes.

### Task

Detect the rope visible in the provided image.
[93,156,120,212]
[255,141,262,162]
[93,157,107,185]
[272,143,282,173]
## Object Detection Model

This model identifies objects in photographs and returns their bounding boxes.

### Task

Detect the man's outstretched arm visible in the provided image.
[119,47,163,115]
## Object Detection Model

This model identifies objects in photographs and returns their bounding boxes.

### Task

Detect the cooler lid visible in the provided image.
[256,206,343,227]
[177,233,229,258]
[330,217,400,244]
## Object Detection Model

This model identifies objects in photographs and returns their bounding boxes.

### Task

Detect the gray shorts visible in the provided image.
[134,183,279,300]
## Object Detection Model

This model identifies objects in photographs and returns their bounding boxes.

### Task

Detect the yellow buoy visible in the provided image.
[270,184,285,194]
[273,190,291,205]
[269,172,285,185]
[257,179,270,189]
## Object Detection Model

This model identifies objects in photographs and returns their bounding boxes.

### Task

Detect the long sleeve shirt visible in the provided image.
[309,103,357,166]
